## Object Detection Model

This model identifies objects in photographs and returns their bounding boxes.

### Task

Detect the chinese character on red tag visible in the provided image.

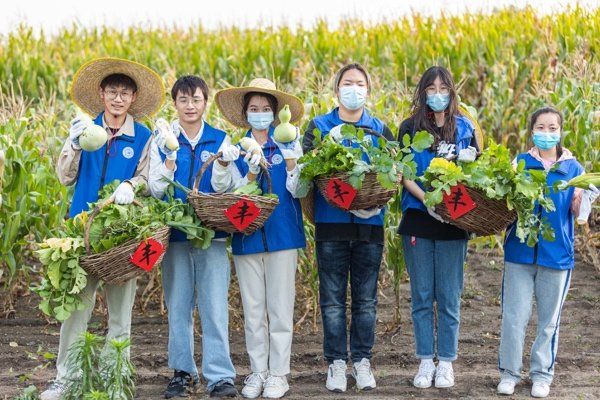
[324,178,357,210]
[442,183,477,219]
[224,199,261,231]
[130,238,165,272]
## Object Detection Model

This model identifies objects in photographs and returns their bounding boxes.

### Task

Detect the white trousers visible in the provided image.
[234,249,297,376]
[55,274,137,382]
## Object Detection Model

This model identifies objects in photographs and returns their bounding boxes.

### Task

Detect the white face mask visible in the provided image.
[247,112,274,130]
[339,86,367,110]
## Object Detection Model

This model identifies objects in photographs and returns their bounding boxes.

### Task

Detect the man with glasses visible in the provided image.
[148,75,240,398]
[41,58,164,400]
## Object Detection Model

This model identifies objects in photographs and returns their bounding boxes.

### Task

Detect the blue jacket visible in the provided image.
[311,108,387,226]
[231,127,306,255]
[401,114,475,212]
[159,122,229,241]
[70,112,151,217]
[504,152,584,270]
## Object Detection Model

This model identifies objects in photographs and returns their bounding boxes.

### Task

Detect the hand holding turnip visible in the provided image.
[154,118,179,161]
[73,109,108,152]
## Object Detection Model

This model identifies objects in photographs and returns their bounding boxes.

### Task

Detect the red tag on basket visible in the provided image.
[224,199,261,231]
[129,239,165,272]
[442,183,477,219]
[324,178,357,210]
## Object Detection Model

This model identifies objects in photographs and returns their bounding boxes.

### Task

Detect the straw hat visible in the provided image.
[215,78,303,128]
[70,57,165,120]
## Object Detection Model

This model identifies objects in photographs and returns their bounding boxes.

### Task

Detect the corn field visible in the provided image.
[1,6,599,326]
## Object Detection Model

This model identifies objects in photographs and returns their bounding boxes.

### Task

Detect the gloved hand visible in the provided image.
[112,182,135,205]
[69,118,87,149]
[154,129,177,161]
[577,183,600,224]
[427,206,446,223]
[457,146,477,163]
[350,208,382,219]
[329,124,344,142]
[220,144,240,162]
[274,129,303,160]
[243,151,262,175]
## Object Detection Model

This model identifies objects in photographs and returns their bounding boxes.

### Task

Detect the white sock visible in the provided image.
[420,359,435,368]
[438,360,452,369]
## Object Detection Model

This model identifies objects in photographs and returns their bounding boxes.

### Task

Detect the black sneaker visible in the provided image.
[209,381,238,398]
[164,370,196,398]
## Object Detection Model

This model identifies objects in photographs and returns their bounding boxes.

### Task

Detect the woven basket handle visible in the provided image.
[83,197,144,255]
[192,150,273,194]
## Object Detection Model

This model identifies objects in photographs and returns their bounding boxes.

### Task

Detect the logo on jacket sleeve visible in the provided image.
[122,147,134,159]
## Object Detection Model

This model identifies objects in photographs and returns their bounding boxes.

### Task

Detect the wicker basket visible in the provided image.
[314,172,401,211]
[80,198,171,285]
[434,185,517,236]
[187,152,279,235]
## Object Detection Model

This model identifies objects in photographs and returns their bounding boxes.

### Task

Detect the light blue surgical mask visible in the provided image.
[339,86,368,111]
[247,112,274,131]
[532,131,561,150]
[426,93,450,112]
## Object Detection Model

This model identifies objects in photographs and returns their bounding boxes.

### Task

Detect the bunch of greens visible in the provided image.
[33,180,214,322]
[422,141,555,246]
[296,124,433,197]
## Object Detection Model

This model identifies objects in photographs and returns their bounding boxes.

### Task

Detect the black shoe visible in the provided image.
[164,370,196,398]
[209,381,238,398]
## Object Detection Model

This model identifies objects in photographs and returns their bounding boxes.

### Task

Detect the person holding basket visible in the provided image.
[497,106,599,398]
[398,66,479,390]
[148,75,240,398]
[211,78,306,399]
[41,58,164,400]
[301,63,394,393]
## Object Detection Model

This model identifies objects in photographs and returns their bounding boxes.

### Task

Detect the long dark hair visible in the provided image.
[529,106,564,158]
[411,66,459,147]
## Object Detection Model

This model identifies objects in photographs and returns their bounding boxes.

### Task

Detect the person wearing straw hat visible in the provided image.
[301,63,394,394]
[41,57,164,400]
[212,78,306,399]
[148,75,239,398]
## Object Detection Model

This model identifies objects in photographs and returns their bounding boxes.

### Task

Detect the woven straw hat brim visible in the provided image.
[70,58,165,120]
[215,85,303,129]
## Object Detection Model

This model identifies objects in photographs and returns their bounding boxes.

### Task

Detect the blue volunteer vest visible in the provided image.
[231,127,306,255]
[504,153,584,270]
[69,112,151,217]
[311,108,387,226]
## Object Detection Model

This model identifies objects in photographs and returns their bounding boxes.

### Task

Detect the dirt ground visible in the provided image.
[1,250,599,400]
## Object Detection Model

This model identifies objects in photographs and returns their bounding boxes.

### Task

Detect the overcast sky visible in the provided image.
[1,0,597,36]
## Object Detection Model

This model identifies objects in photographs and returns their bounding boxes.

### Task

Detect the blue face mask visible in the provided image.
[532,131,561,150]
[426,94,450,112]
[339,86,368,111]
[247,112,274,131]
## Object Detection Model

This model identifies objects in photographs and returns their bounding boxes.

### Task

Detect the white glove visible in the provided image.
[112,182,135,205]
[243,151,262,174]
[577,183,599,224]
[274,129,303,160]
[220,144,240,162]
[427,206,446,223]
[154,130,177,161]
[350,208,382,219]
[457,146,477,163]
[69,118,87,149]
[329,124,344,142]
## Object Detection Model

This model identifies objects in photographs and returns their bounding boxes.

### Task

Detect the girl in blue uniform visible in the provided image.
[497,107,599,398]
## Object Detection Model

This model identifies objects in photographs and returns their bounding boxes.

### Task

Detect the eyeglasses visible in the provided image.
[425,86,450,96]
[104,89,134,101]
[176,97,205,106]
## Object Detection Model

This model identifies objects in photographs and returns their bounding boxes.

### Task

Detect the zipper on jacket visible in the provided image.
[261,227,269,252]
[532,203,542,265]
[187,146,197,189]
[99,143,111,189]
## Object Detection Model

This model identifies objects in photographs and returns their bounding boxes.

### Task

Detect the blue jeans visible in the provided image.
[316,240,383,363]
[499,261,571,384]
[402,236,467,361]
[161,240,236,391]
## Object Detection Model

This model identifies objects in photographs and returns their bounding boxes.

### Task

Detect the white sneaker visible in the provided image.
[40,382,64,400]
[531,381,550,398]
[413,360,436,389]
[241,372,267,399]
[497,379,516,395]
[351,358,376,390]
[435,362,455,388]
[262,375,289,399]
[326,359,347,392]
